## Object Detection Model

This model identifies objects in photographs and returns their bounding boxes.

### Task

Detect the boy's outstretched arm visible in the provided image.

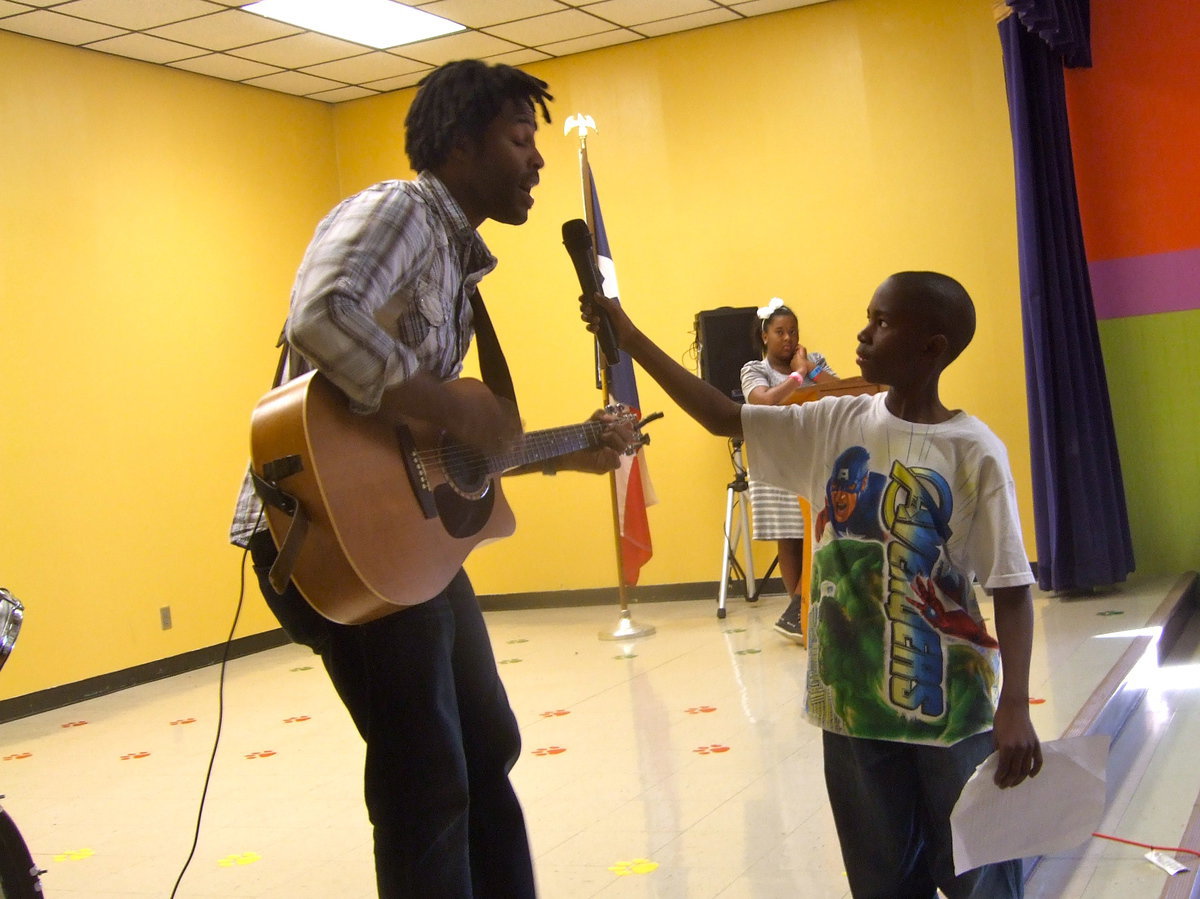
[990,584,1043,788]
[580,293,743,438]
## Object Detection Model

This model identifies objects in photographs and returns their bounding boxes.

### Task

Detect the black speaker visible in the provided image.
[695,306,761,402]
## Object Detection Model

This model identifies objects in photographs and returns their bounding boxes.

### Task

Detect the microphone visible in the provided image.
[562,218,619,366]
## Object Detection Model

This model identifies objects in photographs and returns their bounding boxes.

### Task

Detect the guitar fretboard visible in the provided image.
[488,421,608,473]
[416,413,635,479]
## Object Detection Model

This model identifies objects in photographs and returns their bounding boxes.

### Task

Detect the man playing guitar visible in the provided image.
[230,60,631,898]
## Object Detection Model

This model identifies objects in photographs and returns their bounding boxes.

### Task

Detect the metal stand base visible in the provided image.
[716,441,757,619]
[598,608,656,641]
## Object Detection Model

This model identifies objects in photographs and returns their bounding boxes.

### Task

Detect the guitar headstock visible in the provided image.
[604,404,662,454]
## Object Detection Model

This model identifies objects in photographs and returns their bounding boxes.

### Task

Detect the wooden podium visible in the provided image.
[783,375,884,407]
[781,377,884,647]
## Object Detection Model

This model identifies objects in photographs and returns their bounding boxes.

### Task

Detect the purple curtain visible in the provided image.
[1007,0,1091,66]
[998,1,1135,591]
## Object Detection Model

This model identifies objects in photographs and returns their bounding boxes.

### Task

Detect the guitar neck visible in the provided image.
[490,421,608,473]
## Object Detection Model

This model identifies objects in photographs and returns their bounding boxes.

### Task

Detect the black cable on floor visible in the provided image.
[168,520,254,898]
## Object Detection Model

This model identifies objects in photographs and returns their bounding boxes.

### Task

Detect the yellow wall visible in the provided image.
[0,33,341,699]
[0,0,1032,699]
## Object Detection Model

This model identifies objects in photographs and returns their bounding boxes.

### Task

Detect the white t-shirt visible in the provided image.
[742,393,1033,746]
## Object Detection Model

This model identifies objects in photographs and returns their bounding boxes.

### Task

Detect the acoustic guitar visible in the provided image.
[250,371,639,625]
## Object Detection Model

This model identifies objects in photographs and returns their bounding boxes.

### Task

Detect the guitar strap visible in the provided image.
[253,327,311,594]
[254,288,519,595]
[468,286,520,416]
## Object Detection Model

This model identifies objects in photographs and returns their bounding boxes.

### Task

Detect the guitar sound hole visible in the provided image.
[441,438,491,500]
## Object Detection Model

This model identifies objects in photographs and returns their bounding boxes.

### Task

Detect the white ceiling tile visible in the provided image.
[484,8,611,46]
[0,0,843,103]
[243,68,344,96]
[147,8,300,51]
[635,7,738,36]
[418,0,564,29]
[585,0,717,28]
[302,51,428,84]
[362,69,432,93]
[484,47,552,66]
[168,51,281,80]
[230,31,369,67]
[731,0,834,16]
[0,9,123,43]
[539,27,639,57]
[85,31,205,62]
[0,2,35,19]
[391,29,522,66]
[54,0,218,30]
[309,85,378,103]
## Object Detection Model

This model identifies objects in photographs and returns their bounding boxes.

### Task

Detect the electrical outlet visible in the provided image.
[160,606,172,630]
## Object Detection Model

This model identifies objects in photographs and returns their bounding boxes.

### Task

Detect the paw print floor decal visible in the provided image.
[609,858,659,876]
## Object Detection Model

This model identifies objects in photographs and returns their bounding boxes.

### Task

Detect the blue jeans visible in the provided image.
[250,532,534,898]
[823,729,1023,899]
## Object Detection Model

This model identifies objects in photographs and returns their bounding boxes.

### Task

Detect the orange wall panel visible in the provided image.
[1065,0,1200,260]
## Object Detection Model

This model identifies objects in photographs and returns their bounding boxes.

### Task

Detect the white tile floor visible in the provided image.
[0,574,1195,898]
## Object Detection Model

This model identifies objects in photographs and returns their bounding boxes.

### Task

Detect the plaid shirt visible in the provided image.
[229,173,497,547]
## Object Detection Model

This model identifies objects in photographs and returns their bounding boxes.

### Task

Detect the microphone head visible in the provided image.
[562,218,592,248]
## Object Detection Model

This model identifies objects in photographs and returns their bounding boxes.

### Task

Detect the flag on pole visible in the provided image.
[584,168,656,586]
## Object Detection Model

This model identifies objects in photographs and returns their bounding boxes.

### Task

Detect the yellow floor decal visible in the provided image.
[53,848,94,862]
[609,858,659,876]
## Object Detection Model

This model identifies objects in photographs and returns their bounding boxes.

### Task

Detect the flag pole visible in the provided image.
[565,114,654,642]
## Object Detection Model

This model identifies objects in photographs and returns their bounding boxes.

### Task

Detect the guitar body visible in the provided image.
[250,371,516,625]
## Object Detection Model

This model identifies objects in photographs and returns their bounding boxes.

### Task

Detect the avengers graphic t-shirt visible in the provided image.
[742,393,1033,746]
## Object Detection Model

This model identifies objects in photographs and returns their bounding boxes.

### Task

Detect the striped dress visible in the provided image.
[739,354,835,540]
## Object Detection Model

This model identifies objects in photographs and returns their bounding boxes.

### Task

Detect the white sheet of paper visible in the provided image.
[950,734,1109,875]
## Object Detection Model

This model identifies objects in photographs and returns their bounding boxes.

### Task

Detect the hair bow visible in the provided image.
[757,297,785,319]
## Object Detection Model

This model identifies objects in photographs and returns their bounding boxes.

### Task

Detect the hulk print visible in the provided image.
[804,450,1000,745]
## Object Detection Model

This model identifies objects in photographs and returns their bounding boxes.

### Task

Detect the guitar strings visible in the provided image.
[410,426,599,464]
[410,419,617,471]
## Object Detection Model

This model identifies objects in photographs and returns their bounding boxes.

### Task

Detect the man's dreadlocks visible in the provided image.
[405,59,553,172]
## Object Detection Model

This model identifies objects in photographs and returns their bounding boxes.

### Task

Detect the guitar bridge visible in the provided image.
[395,424,438,521]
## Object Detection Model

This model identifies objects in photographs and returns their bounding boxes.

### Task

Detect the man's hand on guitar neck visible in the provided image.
[552,409,635,475]
[506,408,634,477]
[378,371,633,474]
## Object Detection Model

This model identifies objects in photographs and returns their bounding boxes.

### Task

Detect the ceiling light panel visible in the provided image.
[244,0,464,50]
